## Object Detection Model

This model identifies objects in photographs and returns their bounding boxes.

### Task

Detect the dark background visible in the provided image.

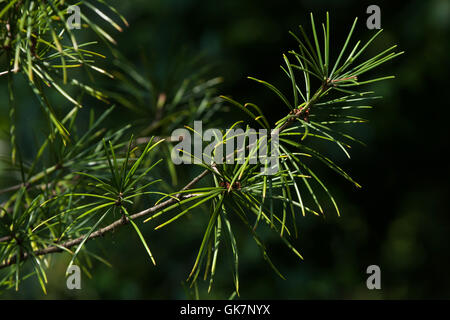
[0,0,449,299]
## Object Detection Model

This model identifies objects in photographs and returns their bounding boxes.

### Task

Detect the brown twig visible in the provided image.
[0,236,11,243]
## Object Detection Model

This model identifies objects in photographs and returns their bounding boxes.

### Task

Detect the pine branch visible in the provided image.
[0,170,210,269]
[0,8,402,294]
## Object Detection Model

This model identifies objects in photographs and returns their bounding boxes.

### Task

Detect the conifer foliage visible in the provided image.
[0,1,402,295]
